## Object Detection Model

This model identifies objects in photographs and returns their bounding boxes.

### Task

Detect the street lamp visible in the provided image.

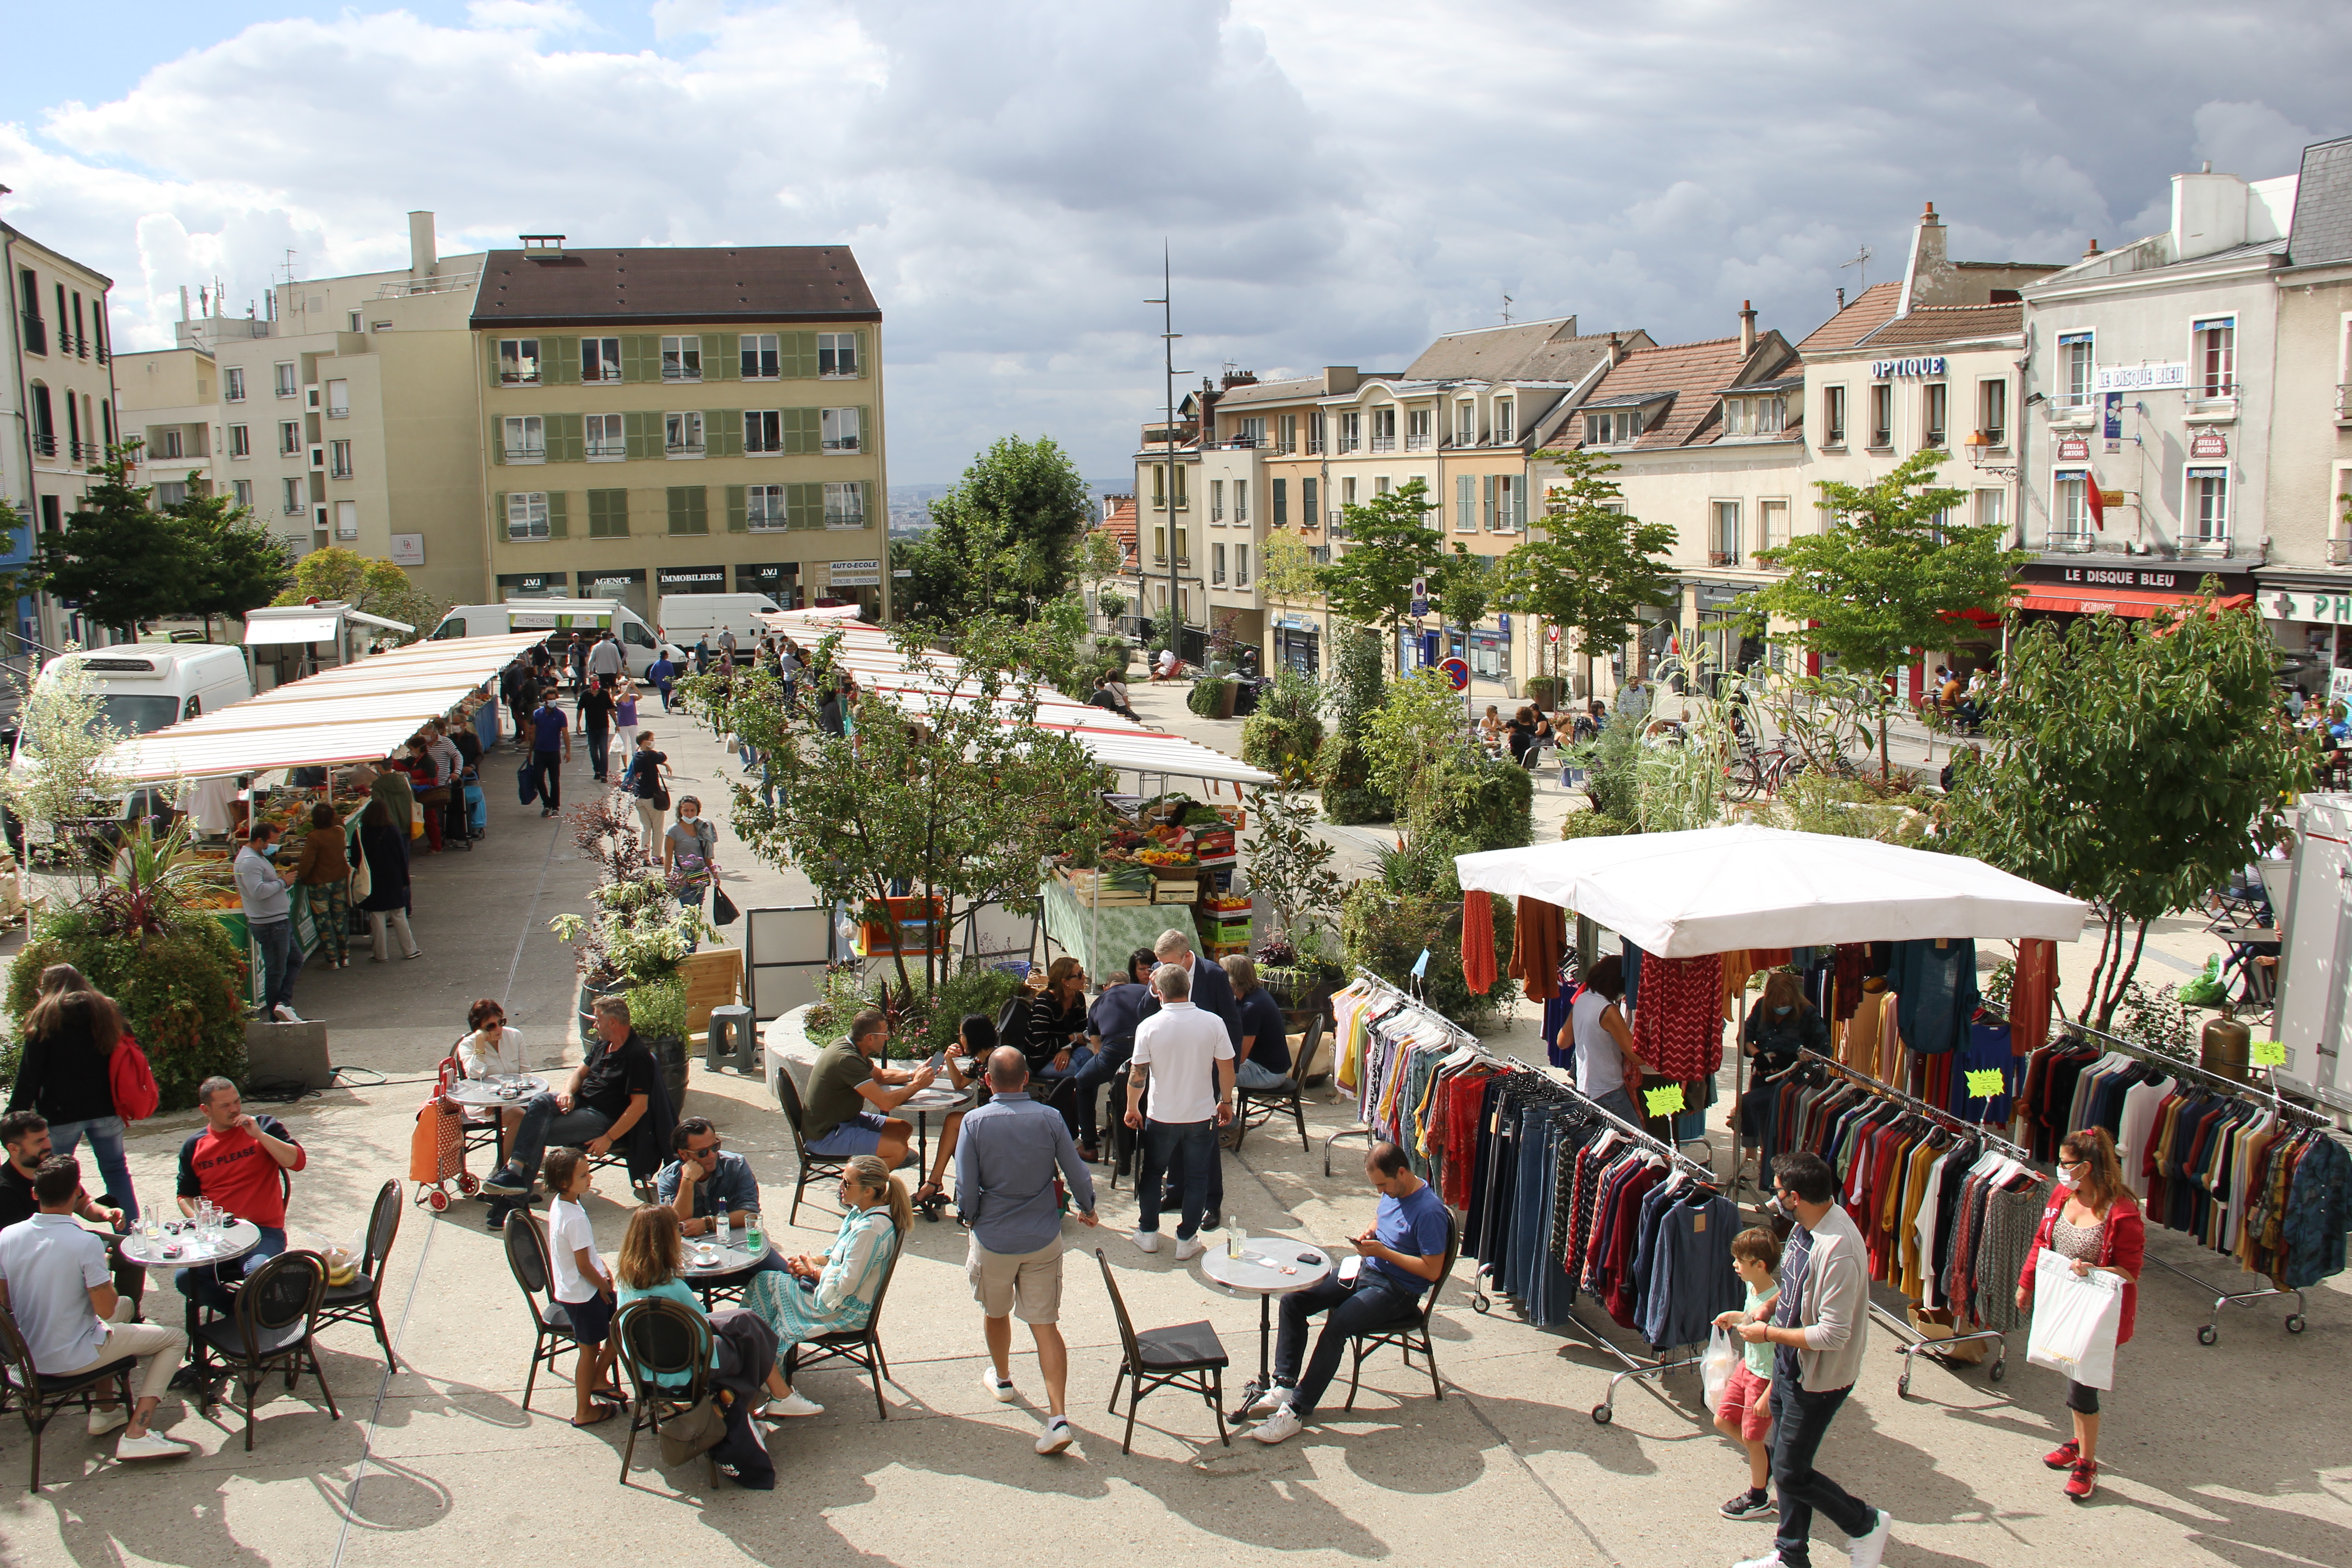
[1146,244,1190,665]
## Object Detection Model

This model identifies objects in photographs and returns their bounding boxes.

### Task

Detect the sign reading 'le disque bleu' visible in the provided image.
[1869,356,1946,378]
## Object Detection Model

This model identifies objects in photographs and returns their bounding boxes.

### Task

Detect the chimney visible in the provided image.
[179,285,190,323]
[408,211,437,278]
[1897,199,1949,315]
[2083,237,2102,259]
[1607,331,1622,366]
[1737,300,1757,358]
[1836,286,1846,310]
[1322,366,1360,395]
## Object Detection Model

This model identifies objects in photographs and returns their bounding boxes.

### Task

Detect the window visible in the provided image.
[503,415,545,461]
[156,428,184,460]
[1761,499,1788,548]
[745,411,782,455]
[274,362,299,398]
[1236,545,1250,586]
[1341,476,1357,508]
[329,439,354,478]
[282,478,304,515]
[1975,489,2006,534]
[1586,408,1642,445]
[2053,471,2090,544]
[1173,466,1188,510]
[666,485,709,535]
[279,420,300,456]
[1922,382,1947,448]
[346,309,362,333]
[226,424,249,459]
[499,338,541,385]
[1457,474,1477,530]
[224,367,246,402]
[335,499,358,539]
[1977,379,2008,446]
[1406,408,1431,451]
[325,378,349,418]
[746,484,786,530]
[660,335,702,382]
[1212,543,1227,584]
[2059,332,2094,407]
[1493,475,1522,531]
[583,337,622,382]
[1151,464,1167,509]
[1370,407,1396,452]
[1307,413,1325,455]
[1234,479,1249,522]
[1868,383,1893,447]
[2193,317,2236,398]
[741,334,780,380]
[665,411,705,456]
[1823,384,1847,446]
[1210,480,1225,522]
[1272,477,1288,525]
[232,479,254,509]
[1456,398,1476,445]
[2188,467,2230,545]
[823,481,866,528]
[586,413,625,459]
[1495,397,1515,444]
[588,488,629,538]
[507,491,550,540]
[15,269,40,355]
[818,333,859,377]
[1237,416,1265,447]
[1278,413,1297,453]
[820,407,861,453]
[1374,475,1390,496]
[1712,500,1742,564]
[1721,398,1745,437]
[1302,476,1317,525]
[372,321,392,333]
[154,481,188,507]
[1338,411,1360,453]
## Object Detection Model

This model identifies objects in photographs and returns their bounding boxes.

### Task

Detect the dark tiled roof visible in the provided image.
[470,245,878,328]
[2289,135,2352,265]
[1403,317,1576,379]
[1795,281,1901,354]
[1578,334,1793,449]
[1853,302,2024,348]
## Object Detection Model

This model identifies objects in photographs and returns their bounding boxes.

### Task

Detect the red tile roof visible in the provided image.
[1577,334,1793,449]
[1852,301,2024,348]
[1795,281,1901,354]
[1098,496,1138,549]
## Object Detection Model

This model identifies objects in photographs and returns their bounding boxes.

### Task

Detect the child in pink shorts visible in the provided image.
[1712,1226,1781,1520]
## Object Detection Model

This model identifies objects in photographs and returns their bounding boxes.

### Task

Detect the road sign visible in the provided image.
[1410,577,1428,617]
[1439,657,1471,691]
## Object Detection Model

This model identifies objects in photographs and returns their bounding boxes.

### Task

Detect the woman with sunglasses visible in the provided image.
[740,1154,911,1417]
[455,998,529,1148]
[2014,1126,2144,1501]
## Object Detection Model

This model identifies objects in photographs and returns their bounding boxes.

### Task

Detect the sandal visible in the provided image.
[569,1404,619,1428]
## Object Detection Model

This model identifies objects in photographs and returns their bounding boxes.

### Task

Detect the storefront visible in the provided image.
[1271,613,1320,676]
[818,559,882,616]
[496,571,568,599]
[657,565,728,600]
[577,567,649,619]
[2013,559,2257,622]
[736,562,800,608]
[2254,575,2352,699]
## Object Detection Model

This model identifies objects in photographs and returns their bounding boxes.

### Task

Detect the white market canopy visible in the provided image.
[1455,825,2089,958]
[104,632,543,782]
[758,608,1276,788]
[241,602,416,647]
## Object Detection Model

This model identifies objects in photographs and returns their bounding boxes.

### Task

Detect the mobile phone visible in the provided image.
[925,1051,946,1073]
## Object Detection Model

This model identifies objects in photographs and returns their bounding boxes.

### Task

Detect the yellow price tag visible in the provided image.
[1642,1083,1686,1118]
[1964,1068,2007,1099]
[2251,1039,2286,1068]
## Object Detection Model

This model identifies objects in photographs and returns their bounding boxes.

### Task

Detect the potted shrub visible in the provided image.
[622,974,692,1105]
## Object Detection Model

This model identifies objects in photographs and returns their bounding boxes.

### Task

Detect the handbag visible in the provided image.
[517,761,536,806]
[656,1395,727,1466]
[711,888,740,926]
[2025,1248,2122,1390]
[653,786,671,811]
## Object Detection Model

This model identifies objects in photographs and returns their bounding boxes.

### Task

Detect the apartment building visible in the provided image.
[473,238,887,621]
[113,346,220,510]
[2260,136,2352,679]
[2,220,118,647]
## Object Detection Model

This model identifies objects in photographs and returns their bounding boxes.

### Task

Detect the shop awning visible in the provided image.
[242,615,340,647]
[2014,587,2192,619]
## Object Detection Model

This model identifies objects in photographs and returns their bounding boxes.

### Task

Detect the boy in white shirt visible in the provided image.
[542,1148,620,1427]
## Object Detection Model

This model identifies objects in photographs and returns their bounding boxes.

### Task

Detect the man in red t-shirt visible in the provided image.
[174,1078,305,1318]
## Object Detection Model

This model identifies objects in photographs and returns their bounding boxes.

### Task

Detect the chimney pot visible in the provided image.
[1922,201,1939,220]
[1737,300,1759,357]
[2083,237,2102,258]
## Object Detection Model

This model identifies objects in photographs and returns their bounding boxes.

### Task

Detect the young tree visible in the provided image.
[1079,528,1128,629]
[31,446,196,637]
[271,547,444,642]
[0,647,129,873]
[893,435,1094,625]
[0,497,27,612]
[1743,448,2023,776]
[168,489,295,641]
[1496,449,1677,694]
[1316,478,1446,657]
[1943,598,2313,1030]
[1244,777,1346,956]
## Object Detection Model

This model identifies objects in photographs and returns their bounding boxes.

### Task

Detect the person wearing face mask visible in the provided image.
[1735,971,1829,1152]
[2014,1127,2144,1502]
[664,796,719,913]
[234,822,305,1024]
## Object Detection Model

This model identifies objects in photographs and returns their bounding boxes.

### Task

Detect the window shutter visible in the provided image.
[1482,474,1495,530]
[494,491,507,533]
[548,412,583,462]
[788,482,822,529]
[858,405,872,451]
[726,484,748,533]
[483,336,503,386]
[855,330,869,377]
[707,410,742,457]
[624,411,656,461]
[637,335,664,382]
[689,485,708,534]
[861,480,873,524]
[591,488,629,538]
[619,336,646,383]
[705,335,736,381]
[544,338,578,386]
[667,486,688,534]
[546,491,568,539]
[783,407,819,456]
[784,332,818,379]
[490,414,506,466]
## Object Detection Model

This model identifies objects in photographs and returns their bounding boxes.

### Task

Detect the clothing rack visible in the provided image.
[1800,1048,2033,1162]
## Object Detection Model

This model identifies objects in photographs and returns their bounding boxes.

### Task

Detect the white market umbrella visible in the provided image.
[1455,825,2087,957]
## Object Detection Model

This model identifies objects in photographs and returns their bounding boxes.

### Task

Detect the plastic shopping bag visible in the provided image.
[2025,1249,2122,1390]
[1700,1325,1742,1415]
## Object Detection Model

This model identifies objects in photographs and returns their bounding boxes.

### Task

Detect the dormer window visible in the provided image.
[1721,395,1784,438]
[1585,409,1642,446]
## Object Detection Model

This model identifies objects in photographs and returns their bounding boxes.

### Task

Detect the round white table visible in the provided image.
[1198,1239,1334,1420]
[679,1235,780,1307]
[119,1219,262,1274]
[442,1073,548,1110]
[901,1083,976,1175]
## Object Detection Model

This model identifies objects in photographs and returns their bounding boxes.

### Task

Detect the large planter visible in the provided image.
[646,1032,691,1106]
[576,971,627,1050]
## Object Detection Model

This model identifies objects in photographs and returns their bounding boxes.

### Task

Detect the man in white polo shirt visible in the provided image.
[1124,963,1234,1260]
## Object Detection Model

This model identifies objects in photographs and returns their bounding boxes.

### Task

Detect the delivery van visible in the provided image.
[656,593,781,650]
[429,599,669,676]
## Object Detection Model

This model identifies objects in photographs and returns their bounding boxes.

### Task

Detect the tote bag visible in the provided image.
[2025,1249,2122,1390]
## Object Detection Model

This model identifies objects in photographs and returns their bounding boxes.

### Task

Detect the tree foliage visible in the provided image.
[1315,627,1390,823]
[32,447,199,635]
[0,645,129,872]
[1244,778,1346,956]
[1498,449,1678,683]
[1365,666,1470,813]
[271,547,444,642]
[1942,598,2313,1029]
[892,435,1094,625]
[167,486,294,628]
[1316,479,1446,637]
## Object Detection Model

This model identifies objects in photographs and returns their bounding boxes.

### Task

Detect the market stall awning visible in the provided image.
[242,615,340,646]
[1455,825,2087,957]
[104,632,542,782]
[756,609,1276,788]
[2014,587,2200,618]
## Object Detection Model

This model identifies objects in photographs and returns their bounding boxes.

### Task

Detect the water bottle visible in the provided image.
[714,1197,728,1249]
[745,1208,764,1257]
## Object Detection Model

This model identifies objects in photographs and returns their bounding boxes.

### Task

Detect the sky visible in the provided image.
[5,1,2349,485]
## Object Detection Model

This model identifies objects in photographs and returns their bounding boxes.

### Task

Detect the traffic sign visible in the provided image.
[1439,657,1471,691]
[1410,577,1429,617]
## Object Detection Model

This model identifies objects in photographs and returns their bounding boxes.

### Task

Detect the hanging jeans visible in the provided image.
[1769,1363,1878,1568]
[49,1116,139,1222]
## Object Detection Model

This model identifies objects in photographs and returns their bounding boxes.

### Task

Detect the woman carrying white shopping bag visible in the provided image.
[2014,1127,2145,1503]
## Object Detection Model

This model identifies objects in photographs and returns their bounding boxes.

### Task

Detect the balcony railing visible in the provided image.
[2336,383,2352,420]
[1709,549,1739,567]
[29,434,56,457]
[1368,435,1395,452]
[2180,535,2232,559]
[19,314,45,355]
[2328,538,2352,565]
[1405,433,1431,451]
[2050,533,2095,554]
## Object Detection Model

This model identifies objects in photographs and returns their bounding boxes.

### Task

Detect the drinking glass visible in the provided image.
[1228,1223,1246,1260]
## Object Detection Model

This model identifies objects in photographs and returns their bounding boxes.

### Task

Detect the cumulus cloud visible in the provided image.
[2,0,2347,481]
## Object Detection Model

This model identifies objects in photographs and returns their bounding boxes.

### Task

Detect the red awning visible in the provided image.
[2013,587,2197,619]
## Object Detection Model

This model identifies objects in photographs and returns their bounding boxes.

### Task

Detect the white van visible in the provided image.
[20,645,254,744]
[429,599,668,676]
[657,593,781,650]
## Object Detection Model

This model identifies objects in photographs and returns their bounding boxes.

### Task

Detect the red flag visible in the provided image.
[2085,481,2106,532]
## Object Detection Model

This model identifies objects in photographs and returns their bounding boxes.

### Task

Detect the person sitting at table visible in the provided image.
[174,1078,304,1319]
[1223,955,1294,1093]
[617,1203,797,1414]
[1026,957,1094,1136]
[1248,1139,1450,1446]
[1073,948,1157,1165]
[3,1110,145,1312]
[483,996,660,1200]
[0,1154,191,1460]
[741,1153,910,1418]
[799,1010,935,1172]
[541,1147,622,1427]
[456,998,529,1150]
[657,1118,780,1264]
[1479,704,1504,750]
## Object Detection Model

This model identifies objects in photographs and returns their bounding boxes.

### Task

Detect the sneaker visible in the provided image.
[481,1165,532,1198]
[1730,1555,1787,1568]
[2043,1439,2080,1470]
[88,1406,129,1437]
[1720,1489,1775,1520]
[1035,1416,1075,1455]
[1128,1230,1160,1254]
[2064,1460,2098,1501]
[1245,1384,1294,1418]
[762,1390,823,1418]
[116,1431,190,1461]
[982,1367,1017,1403]
[273,1004,305,1024]
[1173,1235,1205,1261]
[1250,1404,1303,1445]
[1846,1508,1893,1568]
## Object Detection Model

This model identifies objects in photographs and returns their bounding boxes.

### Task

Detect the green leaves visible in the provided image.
[1316,479,1446,631]
[893,434,1094,625]
[1496,449,1677,672]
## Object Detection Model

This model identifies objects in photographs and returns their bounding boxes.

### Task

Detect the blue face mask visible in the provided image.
[1774,1004,1792,1017]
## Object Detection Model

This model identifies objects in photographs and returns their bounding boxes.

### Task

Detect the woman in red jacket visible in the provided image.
[2014,1126,2144,1502]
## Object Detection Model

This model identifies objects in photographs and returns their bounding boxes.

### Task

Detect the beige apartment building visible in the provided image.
[473,238,887,620]
[113,345,220,510]
[3,220,121,647]
[2259,136,2352,680]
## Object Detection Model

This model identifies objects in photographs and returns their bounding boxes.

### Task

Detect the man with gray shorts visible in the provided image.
[955,1046,1098,1455]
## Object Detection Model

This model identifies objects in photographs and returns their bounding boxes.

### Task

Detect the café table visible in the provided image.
[443,1074,550,1166]
[121,1219,264,1393]
[901,1082,976,1173]
[1197,1236,1333,1421]
[678,1233,781,1308]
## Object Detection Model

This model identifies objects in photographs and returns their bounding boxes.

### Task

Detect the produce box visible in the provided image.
[1058,867,1151,906]
[1214,805,1246,830]
[858,895,947,955]
[1193,828,1236,858]
[1150,875,1199,904]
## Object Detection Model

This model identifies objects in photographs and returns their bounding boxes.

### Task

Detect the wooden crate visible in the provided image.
[677,947,743,1041]
[1150,876,1199,904]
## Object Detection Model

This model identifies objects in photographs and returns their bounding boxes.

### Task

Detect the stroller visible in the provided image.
[407,1054,484,1211]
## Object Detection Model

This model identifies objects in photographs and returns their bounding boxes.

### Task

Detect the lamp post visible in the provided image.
[1146,245,1187,665]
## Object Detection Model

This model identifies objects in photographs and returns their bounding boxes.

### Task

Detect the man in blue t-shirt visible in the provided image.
[1248,1139,1450,1445]
[527,689,572,818]
[648,650,678,712]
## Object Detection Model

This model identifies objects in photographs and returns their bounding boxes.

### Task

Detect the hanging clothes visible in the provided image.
[1833,945,1867,1021]
[2008,939,2057,1057]
[1630,952,1724,1083]
[1462,890,1497,995]
[1891,939,1979,1056]
[1508,897,1566,1003]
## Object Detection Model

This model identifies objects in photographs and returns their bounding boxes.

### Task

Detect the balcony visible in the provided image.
[1368,435,1396,452]
[30,431,59,457]
[1405,433,1431,451]
[2329,538,2352,566]
[2337,384,2352,424]
[1709,549,1739,567]
[1305,437,1325,455]
[2180,535,2232,559]
[19,314,45,355]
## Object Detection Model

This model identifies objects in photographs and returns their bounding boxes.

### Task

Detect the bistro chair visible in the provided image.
[1343,1207,1462,1411]
[784,1229,903,1420]
[612,1297,717,1488]
[503,1212,577,1414]
[315,1179,403,1372]
[199,1249,339,1452]
[1095,1248,1229,1455]
[776,1069,851,1227]
[1230,1014,1319,1156]
[0,1306,136,1491]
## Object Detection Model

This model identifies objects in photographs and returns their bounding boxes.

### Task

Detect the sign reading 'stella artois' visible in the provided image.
[2190,429,2229,458]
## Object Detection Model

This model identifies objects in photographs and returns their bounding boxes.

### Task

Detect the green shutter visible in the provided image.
[855,330,869,378]
[787,482,823,530]
[726,484,748,533]
[494,491,507,534]
[782,331,818,379]
[588,488,629,538]
[545,491,568,539]
[620,337,648,384]
[484,336,503,387]
[706,410,742,458]
[706,335,737,382]
[667,485,708,536]
[782,407,819,456]
[624,411,657,461]
[858,405,872,453]
[544,337,578,386]
[1482,474,1495,530]
[489,414,505,466]
[638,335,665,383]
[547,412,583,462]
[860,480,873,527]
